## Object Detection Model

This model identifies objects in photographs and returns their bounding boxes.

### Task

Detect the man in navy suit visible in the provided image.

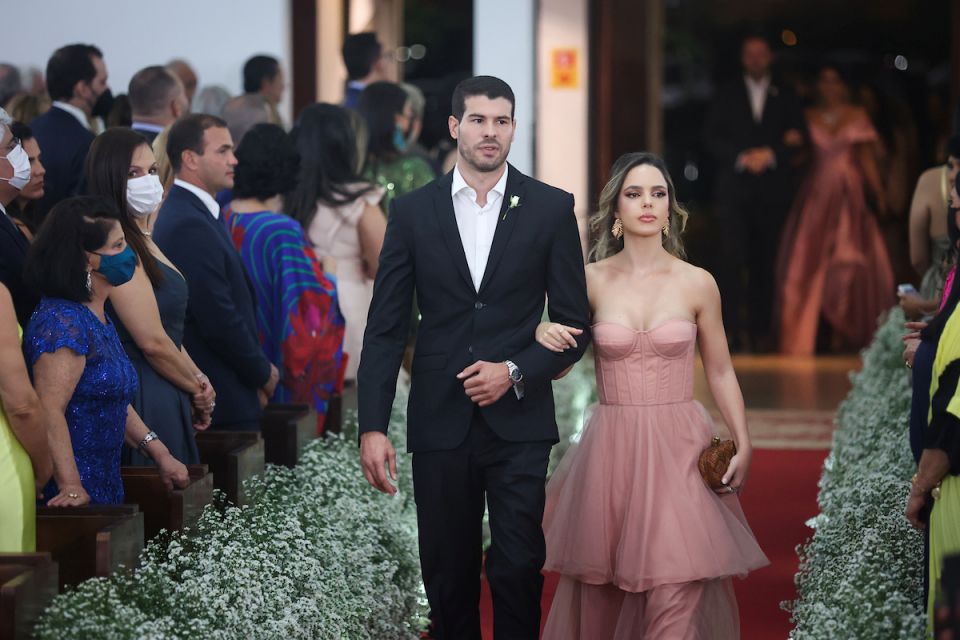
[0,110,39,326]
[30,44,109,221]
[128,65,188,144]
[341,33,387,109]
[153,114,279,431]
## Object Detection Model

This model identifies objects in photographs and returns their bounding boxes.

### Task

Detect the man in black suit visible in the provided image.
[705,34,806,351]
[358,76,591,639]
[129,65,189,143]
[153,114,278,431]
[0,111,39,326]
[30,44,108,221]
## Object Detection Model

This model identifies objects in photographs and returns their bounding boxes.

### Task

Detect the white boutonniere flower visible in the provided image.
[503,195,521,221]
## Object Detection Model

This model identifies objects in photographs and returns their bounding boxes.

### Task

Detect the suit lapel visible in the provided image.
[433,172,475,292]
[478,166,525,294]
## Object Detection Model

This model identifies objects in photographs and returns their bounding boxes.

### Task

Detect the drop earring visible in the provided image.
[662,222,670,237]
[85,270,92,293]
[611,218,623,239]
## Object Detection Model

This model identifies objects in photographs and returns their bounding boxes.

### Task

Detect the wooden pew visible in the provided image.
[121,465,213,540]
[324,392,342,435]
[260,404,317,468]
[0,553,58,640]
[195,431,264,506]
[35,505,143,590]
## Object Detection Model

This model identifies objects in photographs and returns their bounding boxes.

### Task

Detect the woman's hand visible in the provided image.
[535,322,583,352]
[191,373,215,430]
[155,452,190,491]
[47,483,91,507]
[903,337,920,368]
[899,293,934,320]
[716,446,752,496]
[905,491,928,529]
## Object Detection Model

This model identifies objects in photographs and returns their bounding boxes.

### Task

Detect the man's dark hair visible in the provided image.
[128,66,180,116]
[167,113,228,172]
[243,55,280,94]
[46,44,103,102]
[451,76,515,121]
[741,31,773,49]
[947,134,960,160]
[85,127,164,287]
[341,33,382,81]
[9,121,33,143]
[233,123,299,201]
[357,81,408,162]
[25,195,128,302]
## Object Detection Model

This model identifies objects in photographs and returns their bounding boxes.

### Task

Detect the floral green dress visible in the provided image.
[364,154,435,214]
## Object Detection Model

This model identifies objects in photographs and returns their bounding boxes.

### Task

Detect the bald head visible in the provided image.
[167,59,198,104]
[129,65,188,126]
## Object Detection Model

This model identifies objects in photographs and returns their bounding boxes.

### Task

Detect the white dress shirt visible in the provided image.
[744,75,771,123]
[451,164,509,292]
[51,101,91,130]
[174,178,221,219]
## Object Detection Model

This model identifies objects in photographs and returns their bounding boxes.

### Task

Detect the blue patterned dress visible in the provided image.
[24,298,138,504]
[223,208,346,433]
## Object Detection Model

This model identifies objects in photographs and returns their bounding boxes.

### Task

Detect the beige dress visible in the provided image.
[307,185,384,381]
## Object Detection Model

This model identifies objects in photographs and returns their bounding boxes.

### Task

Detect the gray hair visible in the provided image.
[0,64,22,108]
[0,107,11,140]
[128,65,182,117]
[192,85,231,117]
[400,82,425,120]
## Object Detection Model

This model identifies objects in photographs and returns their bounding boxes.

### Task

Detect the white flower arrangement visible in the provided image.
[786,308,927,639]
[33,390,427,639]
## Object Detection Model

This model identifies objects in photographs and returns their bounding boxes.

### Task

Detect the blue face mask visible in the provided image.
[393,125,408,152]
[94,245,138,286]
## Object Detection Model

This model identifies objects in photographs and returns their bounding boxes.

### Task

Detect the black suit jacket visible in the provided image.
[358,166,592,452]
[152,185,271,428]
[705,78,806,205]
[131,125,160,144]
[30,106,95,219]
[0,211,38,326]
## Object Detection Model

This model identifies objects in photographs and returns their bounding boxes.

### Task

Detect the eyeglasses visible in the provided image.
[5,136,20,153]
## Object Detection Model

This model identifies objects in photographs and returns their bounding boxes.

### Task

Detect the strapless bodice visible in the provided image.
[592,319,696,406]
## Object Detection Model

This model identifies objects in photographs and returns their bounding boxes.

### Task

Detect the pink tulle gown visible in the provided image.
[777,114,894,355]
[542,320,769,639]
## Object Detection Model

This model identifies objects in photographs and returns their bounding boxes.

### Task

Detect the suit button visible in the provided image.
[468,346,474,354]
[474,302,484,310]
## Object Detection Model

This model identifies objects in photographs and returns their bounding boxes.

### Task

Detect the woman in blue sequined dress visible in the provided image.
[23,197,190,505]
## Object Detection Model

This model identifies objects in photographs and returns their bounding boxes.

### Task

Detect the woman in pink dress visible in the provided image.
[537,152,768,639]
[777,65,895,355]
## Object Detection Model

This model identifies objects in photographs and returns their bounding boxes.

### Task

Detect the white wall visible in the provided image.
[537,0,589,219]
[2,0,291,121]
[473,0,535,175]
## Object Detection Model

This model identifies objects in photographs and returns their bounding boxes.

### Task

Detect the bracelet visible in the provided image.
[911,472,943,500]
[138,430,160,453]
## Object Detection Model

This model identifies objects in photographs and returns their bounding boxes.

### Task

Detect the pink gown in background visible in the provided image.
[542,320,768,639]
[777,114,895,355]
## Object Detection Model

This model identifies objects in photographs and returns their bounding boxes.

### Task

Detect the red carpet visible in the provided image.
[478,448,826,639]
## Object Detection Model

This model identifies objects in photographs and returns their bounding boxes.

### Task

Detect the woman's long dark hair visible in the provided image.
[921,172,960,343]
[84,127,164,286]
[284,103,374,231]
[356,81,408,167]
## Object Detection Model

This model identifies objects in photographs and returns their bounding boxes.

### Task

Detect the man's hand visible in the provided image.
[261,364,280,402]
[457,360,513,407]
[360,431,397,495]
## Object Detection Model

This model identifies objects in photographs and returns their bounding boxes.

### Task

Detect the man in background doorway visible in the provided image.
[341,33,388,109]
[706,33,806,352]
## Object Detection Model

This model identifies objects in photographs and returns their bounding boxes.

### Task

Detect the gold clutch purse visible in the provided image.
[698,437,737,489]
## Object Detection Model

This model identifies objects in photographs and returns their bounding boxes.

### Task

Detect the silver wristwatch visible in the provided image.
[505,360,524,400]
[138,430,160,453]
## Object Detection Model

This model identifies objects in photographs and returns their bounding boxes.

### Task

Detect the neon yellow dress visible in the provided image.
[0,325,36,552]
[927,309,960,630]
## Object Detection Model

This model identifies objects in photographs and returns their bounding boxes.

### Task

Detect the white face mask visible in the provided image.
[126,174,164,218]
[0,143,31,190]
